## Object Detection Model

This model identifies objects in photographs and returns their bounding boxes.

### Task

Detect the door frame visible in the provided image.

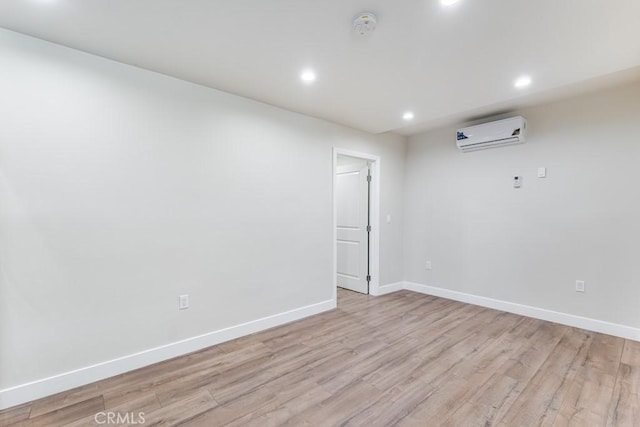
[332,147,381,301]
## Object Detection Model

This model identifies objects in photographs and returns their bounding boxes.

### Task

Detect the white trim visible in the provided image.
[0,299,335,411]
[332,148,381,297]
[403,281,640,342]
[370,281,404,296]
[6,281,637,411]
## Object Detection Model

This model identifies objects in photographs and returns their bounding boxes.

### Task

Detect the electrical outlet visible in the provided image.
[575,281,585,293]
[179,294,189,310]
[425,261,432,270]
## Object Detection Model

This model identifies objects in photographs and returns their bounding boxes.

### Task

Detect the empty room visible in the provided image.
[1,0,639,426]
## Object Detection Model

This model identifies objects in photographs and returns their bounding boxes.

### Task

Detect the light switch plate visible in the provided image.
[179,294,189,310]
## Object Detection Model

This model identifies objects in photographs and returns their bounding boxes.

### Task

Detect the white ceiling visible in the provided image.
[1,0,639,135]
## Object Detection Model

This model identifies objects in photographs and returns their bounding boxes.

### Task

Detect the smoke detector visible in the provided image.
[352,13,377,36]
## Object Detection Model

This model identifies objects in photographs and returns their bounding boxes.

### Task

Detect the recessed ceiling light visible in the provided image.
[440,0,461,6]
[300,70,316,84]
[403,111,415,121]
[514,75,532,88]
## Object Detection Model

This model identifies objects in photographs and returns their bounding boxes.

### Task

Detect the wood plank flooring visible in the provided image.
[1,289,639,426]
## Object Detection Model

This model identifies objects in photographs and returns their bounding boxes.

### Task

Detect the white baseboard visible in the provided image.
[5,282,638,411]
[370,281,404,296]
[403,281,640,342]
[0,299,336,411]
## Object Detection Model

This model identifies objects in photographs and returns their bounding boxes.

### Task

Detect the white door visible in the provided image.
[336,159,370,294]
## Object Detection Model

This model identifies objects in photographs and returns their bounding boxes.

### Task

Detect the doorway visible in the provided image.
[333,148,380,299]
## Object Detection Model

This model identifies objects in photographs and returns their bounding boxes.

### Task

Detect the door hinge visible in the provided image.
[367,174,372,182]
[366,275,371,282]
[366,225,372,232]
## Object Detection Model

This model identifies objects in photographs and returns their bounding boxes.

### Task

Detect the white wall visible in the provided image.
[0,28,406,399]
[404,81,640,331]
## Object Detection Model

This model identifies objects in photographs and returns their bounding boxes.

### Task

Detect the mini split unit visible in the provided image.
[456,116,527,152]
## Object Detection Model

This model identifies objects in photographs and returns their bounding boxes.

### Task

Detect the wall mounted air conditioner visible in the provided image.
[456,116,527,152]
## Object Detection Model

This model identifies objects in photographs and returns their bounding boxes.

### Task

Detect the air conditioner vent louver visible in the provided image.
[456,116,527,152]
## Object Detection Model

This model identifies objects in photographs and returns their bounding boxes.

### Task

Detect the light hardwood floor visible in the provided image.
[1,289,639,426]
